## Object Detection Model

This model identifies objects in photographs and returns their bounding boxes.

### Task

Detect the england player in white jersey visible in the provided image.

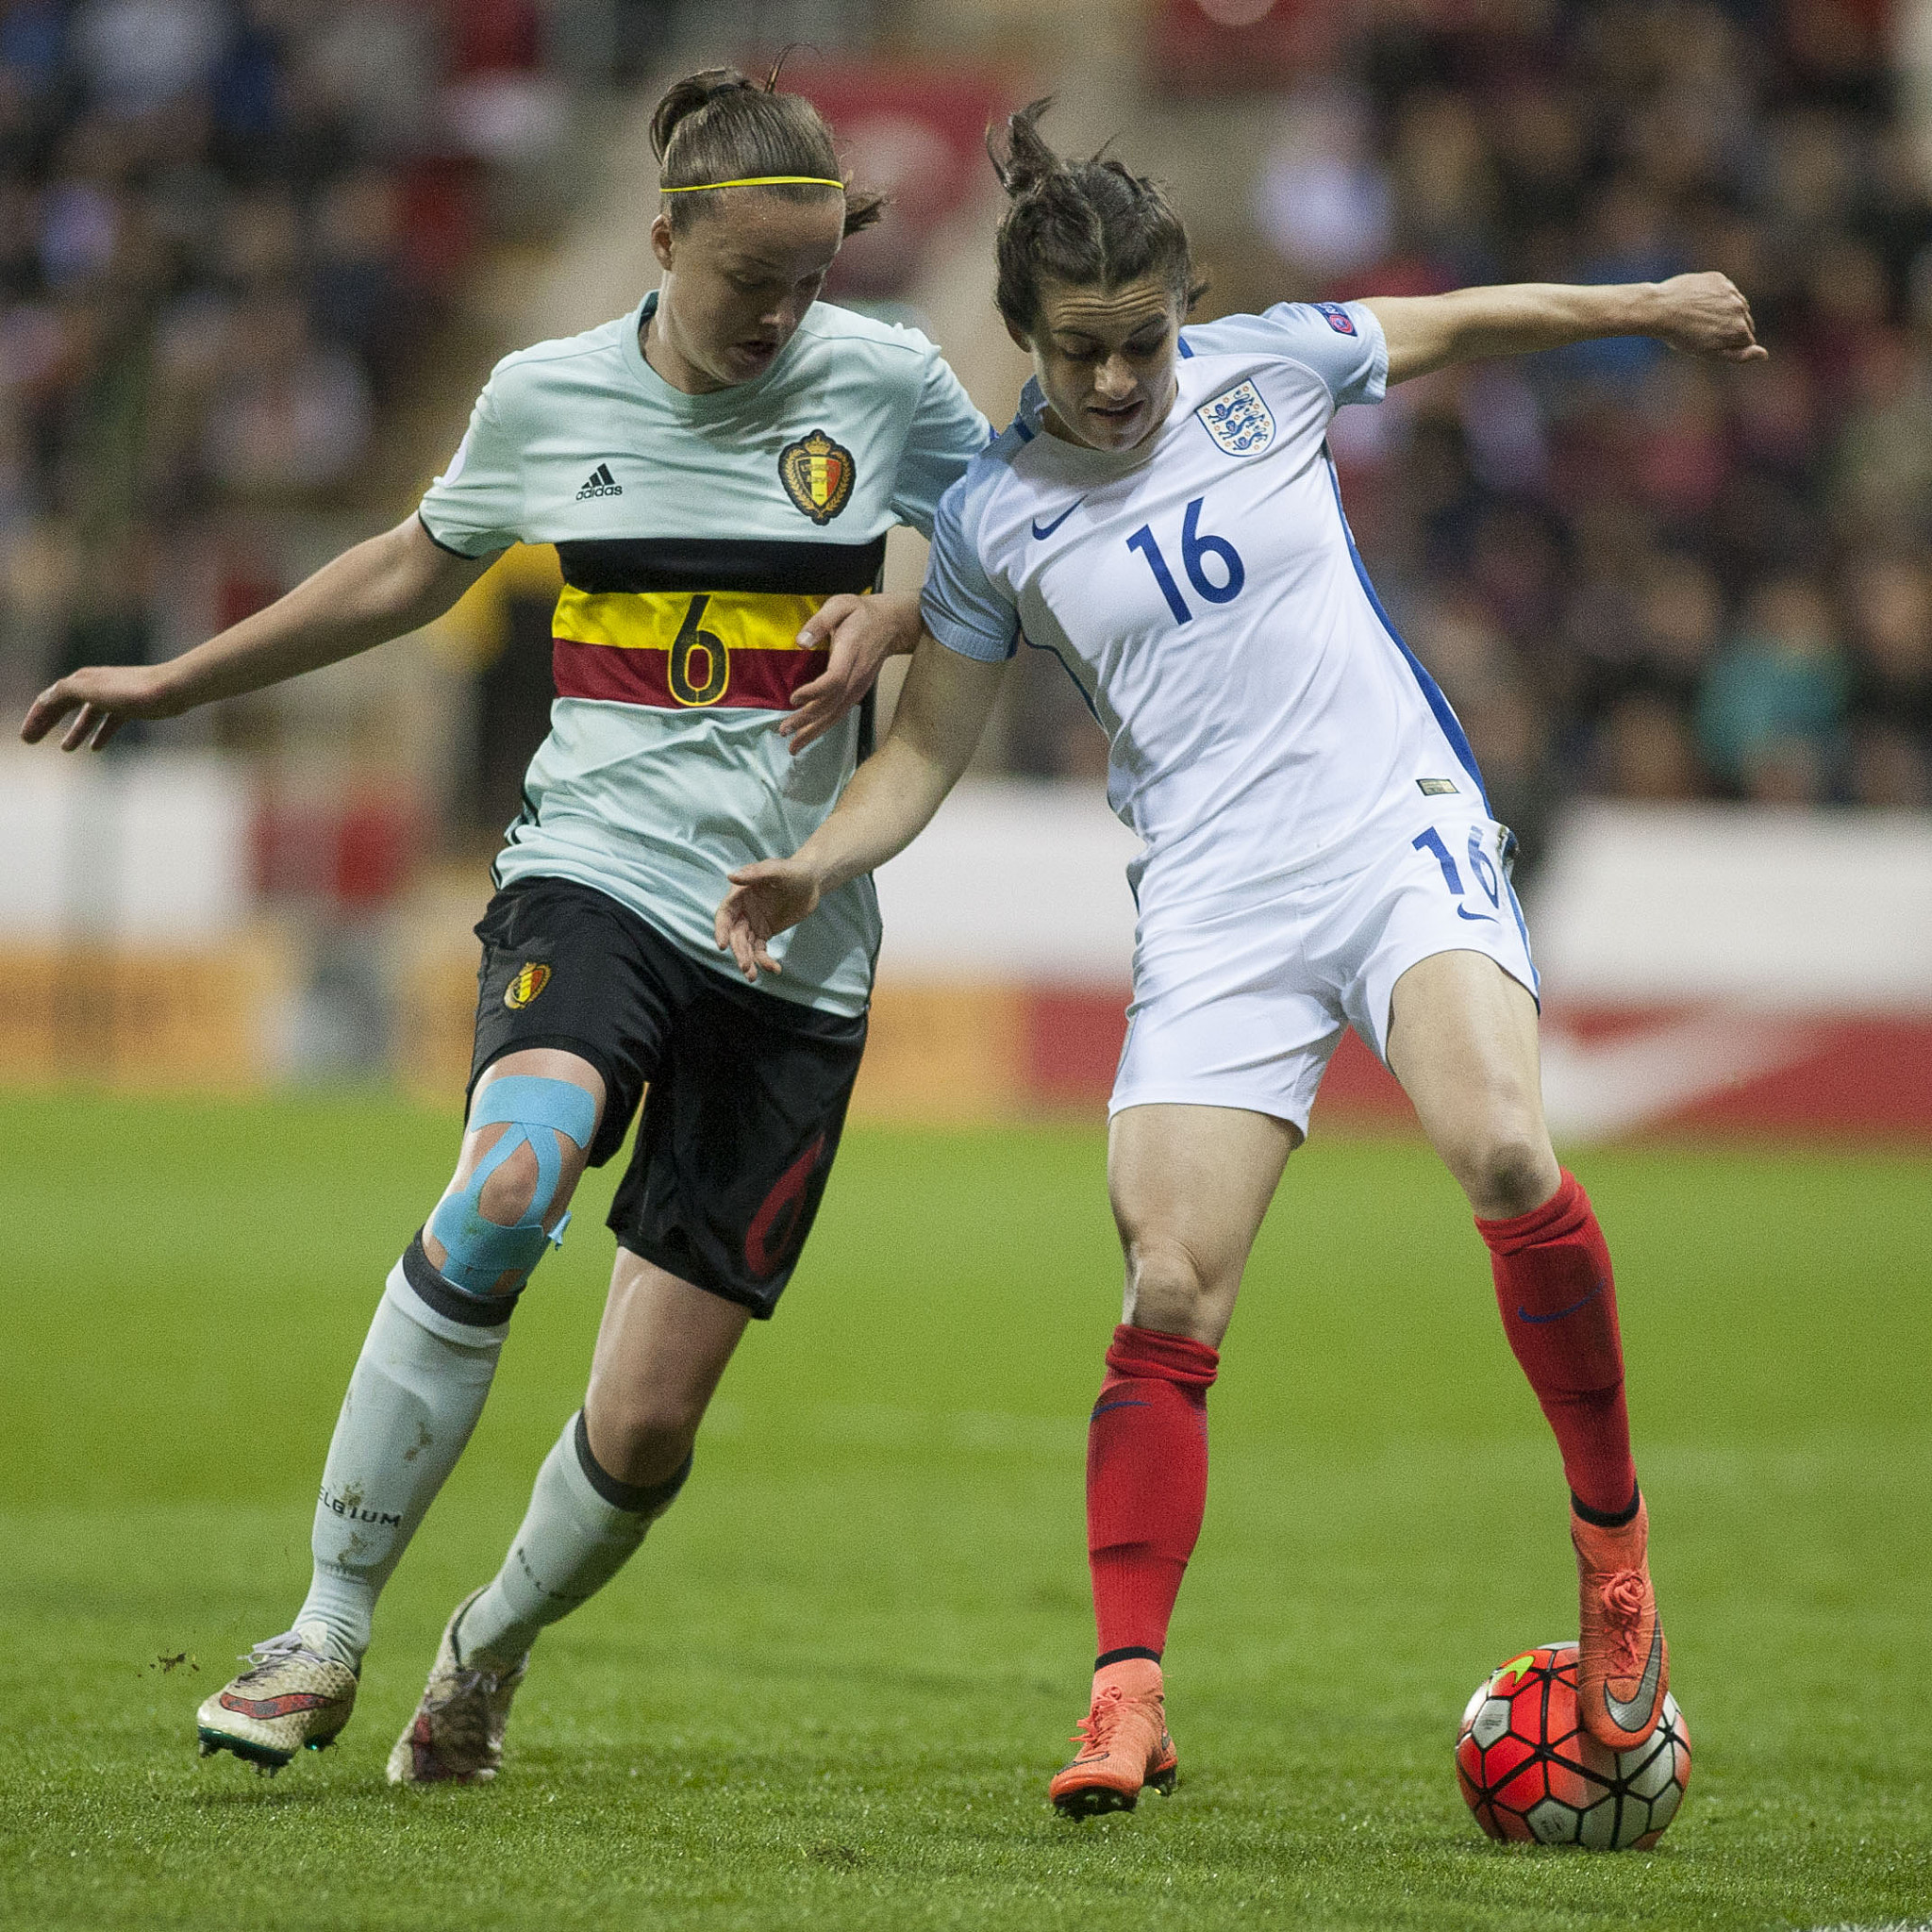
[718,99,1765,1816]
[23,68,989,1785]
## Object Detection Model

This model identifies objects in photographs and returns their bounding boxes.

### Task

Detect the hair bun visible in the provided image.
[987,96,1062,200]
[651,67,758,163]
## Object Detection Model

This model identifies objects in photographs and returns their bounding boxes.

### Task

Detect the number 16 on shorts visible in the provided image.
[1412,824,1504,924]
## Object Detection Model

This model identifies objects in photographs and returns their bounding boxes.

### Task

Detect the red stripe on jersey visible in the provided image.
[552,638,831,711]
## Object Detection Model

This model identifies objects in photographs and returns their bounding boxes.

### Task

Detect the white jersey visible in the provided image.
[922,300,1491,921]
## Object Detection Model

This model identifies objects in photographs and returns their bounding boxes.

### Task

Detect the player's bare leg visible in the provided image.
[198,1050,602,1774]
[390,1252,748,1784]
[1048,1104,1294,1816]
[1386,949,1666,1749]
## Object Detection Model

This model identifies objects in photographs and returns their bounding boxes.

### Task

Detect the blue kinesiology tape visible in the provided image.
[427,1075,599,1296]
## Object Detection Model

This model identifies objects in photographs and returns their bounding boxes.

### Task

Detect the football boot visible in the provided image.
[196,1623,358,1774]
[1047,1657,1179,1818]
[387,1589,527,1785]
[1573,1493,1669,1751]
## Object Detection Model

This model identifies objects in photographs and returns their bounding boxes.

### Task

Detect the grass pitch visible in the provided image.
[2,1092,1928,1931]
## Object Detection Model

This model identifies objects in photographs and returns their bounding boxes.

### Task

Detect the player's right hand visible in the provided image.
[715,859,823,982]
[1652,272,1767,363]
[20,663,183,751]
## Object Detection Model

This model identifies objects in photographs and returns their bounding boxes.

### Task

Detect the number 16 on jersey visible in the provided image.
[1126,496,1246,625]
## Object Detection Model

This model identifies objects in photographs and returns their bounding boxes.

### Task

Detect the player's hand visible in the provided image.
[20,662,184,751]
[1651,273,1768,362]
[778,591,920,755]
[715,858,823,981]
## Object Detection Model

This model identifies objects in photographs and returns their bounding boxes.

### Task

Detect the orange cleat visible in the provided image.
[1047,1657,1179,1818]
[1573,1494,1669,1751]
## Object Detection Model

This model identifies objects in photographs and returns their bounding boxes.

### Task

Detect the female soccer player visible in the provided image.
[717,101,1765,1815]
[22,68,989,1783]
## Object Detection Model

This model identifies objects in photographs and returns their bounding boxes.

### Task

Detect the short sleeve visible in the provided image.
[418,377,522,558]
[1182,300,1388,410]
[890,342,992,538]
[920,467,1019,662]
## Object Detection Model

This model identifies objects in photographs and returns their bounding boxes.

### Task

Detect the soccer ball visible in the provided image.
[1456,1641,1690,1849]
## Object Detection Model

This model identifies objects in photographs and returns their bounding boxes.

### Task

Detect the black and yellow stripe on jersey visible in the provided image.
[550,535,887,711]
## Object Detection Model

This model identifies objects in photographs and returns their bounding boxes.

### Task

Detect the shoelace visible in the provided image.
[1069,1685,1126,1755]
[237,1630,328,1675]
[1599,1570,1650,1677]
[422,1661,525,1759]
[429,1666,509,1711]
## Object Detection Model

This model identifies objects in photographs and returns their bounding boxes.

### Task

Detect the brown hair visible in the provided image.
[987,98,1202,335]
[651,63,884,238]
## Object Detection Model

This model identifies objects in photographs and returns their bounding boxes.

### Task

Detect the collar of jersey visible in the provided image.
[1017,375,1170,477]
[622,290,807,414]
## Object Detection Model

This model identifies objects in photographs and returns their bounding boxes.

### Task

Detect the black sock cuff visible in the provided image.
[1095,1645,1162,1670]
[401,1231,522,1327]
[573,1409,692,1517]
[1572,1483,1641,1529]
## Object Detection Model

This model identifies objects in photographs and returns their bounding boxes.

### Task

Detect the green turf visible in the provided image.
[2,1093,1928,1931]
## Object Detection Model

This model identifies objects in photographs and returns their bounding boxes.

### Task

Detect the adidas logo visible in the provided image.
[575,462,622,500]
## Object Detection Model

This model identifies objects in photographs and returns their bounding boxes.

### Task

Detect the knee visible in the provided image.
[1122,1235,1222,1341]
[584,1394,702,1491]
[473,1133,585,1229]
[425,1074,599,1297]
[1453,1125,1559,1221]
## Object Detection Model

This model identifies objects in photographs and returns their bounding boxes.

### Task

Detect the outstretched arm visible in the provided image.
[1364,273,1766,386]
[21,514,495,752]
[716,634,1008,981]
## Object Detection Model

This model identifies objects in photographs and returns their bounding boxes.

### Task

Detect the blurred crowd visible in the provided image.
[1277,2,1931,838]
[0,0,607,712]
[4,0,1928,885]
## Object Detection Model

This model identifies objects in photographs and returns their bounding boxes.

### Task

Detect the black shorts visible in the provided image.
[466,875,867,1318]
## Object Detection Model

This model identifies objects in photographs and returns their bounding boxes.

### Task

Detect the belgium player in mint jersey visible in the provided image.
[23,67,988,1782]
[720,102,1765,1816]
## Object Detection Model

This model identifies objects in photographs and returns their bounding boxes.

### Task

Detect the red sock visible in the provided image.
[1086,1323,1219,1664]
[1477,1170,1639,1519]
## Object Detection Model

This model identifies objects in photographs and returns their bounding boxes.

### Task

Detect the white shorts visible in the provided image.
[1110,813,1538,1135]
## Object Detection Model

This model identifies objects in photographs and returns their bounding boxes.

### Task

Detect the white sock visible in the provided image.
[458,1411,690,1669]
[295,1261,509,1668]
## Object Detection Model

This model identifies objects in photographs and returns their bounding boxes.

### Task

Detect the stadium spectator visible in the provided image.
[1842,547,1932,804]
[1697,575,1850,801]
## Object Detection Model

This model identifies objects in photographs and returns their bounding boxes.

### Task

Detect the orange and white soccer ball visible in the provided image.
[1456,1641,1690,1849]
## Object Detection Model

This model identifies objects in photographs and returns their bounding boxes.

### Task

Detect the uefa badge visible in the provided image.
[778,428,856,525]
[1194,379,1275,458]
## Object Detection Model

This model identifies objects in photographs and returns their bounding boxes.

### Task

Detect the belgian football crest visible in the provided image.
[778,428,856,524]
[504,961,552,1009]
[1195,380,1275,458]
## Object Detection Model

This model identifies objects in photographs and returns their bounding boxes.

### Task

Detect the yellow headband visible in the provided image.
[659,175,843,193]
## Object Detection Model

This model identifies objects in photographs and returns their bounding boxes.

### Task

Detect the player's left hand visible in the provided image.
[716,858,822,981]
[1652,272,1768,362]
[778,591,922,755]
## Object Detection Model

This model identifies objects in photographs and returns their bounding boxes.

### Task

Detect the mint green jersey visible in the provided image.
[418,293,989,1014]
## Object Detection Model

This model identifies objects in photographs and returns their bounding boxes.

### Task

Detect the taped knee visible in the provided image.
[428,1075,598,1296]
